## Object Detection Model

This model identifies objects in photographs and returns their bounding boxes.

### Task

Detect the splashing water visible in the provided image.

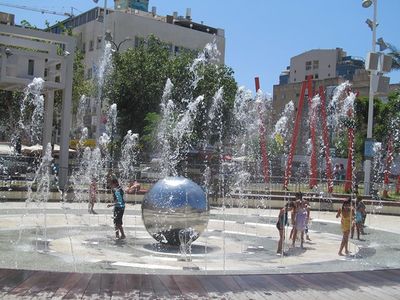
[26,143,54,252]
[119,130,139,188]
[273,101,295,152]
[98,42,114,86]
[190,38,220,90]
[229,87,263,196]
[106,103,118,139]
[372,142,383,200]
[76,95,89,133]
[18,78,45,144]
[157,79,204,177]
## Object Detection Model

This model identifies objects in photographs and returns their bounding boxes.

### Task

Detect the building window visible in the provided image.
[28,59,34,76]
[97,37,102,49]
[294,78,296,82]
[314,73,319,79]
[305,61,312,71]
[313,60,319,69]
[86,68,92,80]
[134,36,145,47]
[89,40,94,51]
[328,73,331,77]
[166,43,173,53]
[44,68,48,78]
[174,46,180,55]
[328,64,331,68]
[82,42,86,53]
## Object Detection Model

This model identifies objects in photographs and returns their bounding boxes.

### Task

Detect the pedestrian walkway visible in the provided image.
[1,268,399,299]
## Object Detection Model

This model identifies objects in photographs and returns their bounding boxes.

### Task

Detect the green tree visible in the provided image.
[106,35,238,157]
[20,20,37,29]
[71,49,93,114]
[0,90,22,141]
[388,44,400,70]
[106,35,171,142]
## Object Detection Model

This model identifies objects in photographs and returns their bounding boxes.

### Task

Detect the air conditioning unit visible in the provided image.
[365,52,379,71]
[380,54,392,73]
[0,12,15,25]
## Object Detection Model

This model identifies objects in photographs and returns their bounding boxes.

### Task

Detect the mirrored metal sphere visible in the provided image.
[141,177,209,245]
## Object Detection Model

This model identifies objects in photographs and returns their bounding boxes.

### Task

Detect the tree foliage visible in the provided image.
[106,35,238,157]
[71,49,93,114]
[388,44,400,71]
[0,90,22,141]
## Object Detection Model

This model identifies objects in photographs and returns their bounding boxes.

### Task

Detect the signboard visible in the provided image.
[364,139,376,158]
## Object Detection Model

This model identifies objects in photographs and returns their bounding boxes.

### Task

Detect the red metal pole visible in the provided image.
[319,86,334,193]
[255,77,269,184]
[344,109,354,193]
[283,76,310,190]
[396,175,400,194]
[308,79,318,189]
[383,136,394,198]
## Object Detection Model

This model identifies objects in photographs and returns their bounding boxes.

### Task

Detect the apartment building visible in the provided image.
[48,1,225,137]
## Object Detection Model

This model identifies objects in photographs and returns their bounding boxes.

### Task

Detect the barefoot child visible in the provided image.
[351,196,365,239]
[292,200,308,248]
[88,178,97,214]
[276,201,295,255]
[107,178,126,240]
[336,197,352,255]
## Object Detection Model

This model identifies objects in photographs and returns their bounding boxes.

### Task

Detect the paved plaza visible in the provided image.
[1,201,400,299]
[0,201,399,275]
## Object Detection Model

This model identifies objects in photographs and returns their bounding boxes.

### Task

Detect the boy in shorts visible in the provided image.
[107,178,126,239]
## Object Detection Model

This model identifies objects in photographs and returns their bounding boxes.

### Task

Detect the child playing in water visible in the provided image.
[88,178,97,214]
[292,199,308,249]
[107,177,126,240]
[276,201,295,255]
[289,192,302,240]
[336,197,352,255]
[351,196,365,240]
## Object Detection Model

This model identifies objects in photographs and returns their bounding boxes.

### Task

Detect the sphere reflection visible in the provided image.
[141,177,209,245]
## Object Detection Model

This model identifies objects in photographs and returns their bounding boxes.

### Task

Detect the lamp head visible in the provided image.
[105,30,112,42]
[376,37,388,52]
[365,18,378,31]
[5,48,13,57]
[362,0,373,8]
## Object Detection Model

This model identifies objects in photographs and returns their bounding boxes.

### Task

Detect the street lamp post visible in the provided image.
[362,0,377,195]
[105,31,132,52]
[103,33,131,171]
[95,0,108,142]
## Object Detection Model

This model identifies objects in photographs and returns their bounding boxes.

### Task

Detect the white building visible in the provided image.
[289,48,347,83]
[0,19,75,188]
[48,4,225,138]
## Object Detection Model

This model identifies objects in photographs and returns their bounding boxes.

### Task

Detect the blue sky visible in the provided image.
[2,0,400,94]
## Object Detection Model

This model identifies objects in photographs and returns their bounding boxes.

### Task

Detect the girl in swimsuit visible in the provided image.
[336,197,352,256]
[292,200,308,248]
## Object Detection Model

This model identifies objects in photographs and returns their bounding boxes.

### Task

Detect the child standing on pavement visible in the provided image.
[107,177,126,240]
[292,200,308,249]
[351,196,365,239]
[88,177,97,214]
[336,197,352,255]
[276,201,295,255]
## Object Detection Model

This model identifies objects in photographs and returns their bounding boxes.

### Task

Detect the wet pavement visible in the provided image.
[0,201,399,275]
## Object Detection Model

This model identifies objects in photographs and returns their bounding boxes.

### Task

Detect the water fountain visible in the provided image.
[1,42,400,277]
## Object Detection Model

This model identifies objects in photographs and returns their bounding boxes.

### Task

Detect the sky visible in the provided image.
[2,0,400,94]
